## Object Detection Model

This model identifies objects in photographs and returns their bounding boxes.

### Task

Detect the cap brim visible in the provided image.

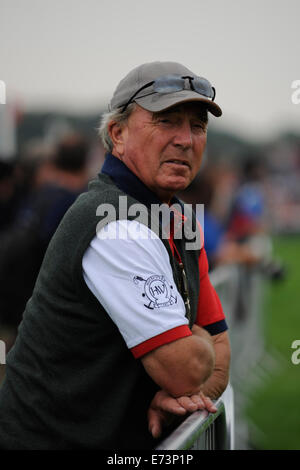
[135,90,222,117]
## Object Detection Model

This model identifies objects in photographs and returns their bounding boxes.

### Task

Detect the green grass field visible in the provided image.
[245,235,300,450]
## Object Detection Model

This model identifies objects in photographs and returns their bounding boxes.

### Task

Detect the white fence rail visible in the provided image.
[156,384,234,450]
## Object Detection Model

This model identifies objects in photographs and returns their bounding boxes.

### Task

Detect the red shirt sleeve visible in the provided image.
[195,247,228,335]
[130,325,192,359]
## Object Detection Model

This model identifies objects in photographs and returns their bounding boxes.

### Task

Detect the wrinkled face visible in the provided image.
[111,102,208,203]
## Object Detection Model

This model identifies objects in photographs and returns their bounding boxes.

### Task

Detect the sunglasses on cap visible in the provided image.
[120,74,216,113]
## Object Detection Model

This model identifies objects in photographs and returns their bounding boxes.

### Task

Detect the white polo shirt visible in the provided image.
[82,219,192,358]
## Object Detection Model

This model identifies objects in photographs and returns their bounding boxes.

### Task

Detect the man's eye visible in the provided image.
[193,123,206,130]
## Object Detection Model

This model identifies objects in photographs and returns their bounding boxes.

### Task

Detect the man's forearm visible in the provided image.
[201,330,231,400]
[191,324,214,351]
[191,323,216,385]
[191,323,216,378]
[142,324,216,398]
[200,368,229,400]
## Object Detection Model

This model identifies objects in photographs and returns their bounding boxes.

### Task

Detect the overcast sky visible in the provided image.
[1,0,300,141]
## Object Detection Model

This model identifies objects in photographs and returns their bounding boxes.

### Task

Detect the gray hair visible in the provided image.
[98,103,136,152]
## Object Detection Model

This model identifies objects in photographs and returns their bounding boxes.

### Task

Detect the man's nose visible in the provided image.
[172,121,193,149]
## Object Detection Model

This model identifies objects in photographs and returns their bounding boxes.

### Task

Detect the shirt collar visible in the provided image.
[100,152,187,232]
[101,152,175,207]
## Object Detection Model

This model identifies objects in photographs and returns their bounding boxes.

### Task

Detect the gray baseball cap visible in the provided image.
[109,61,222,117]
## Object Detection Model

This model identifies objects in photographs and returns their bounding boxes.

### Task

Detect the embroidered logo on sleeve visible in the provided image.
[133,274,177,309]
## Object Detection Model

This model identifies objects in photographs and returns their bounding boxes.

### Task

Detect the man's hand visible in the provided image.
[147,389,217,439]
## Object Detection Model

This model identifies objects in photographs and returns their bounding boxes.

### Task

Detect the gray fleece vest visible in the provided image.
[0,173,200,449]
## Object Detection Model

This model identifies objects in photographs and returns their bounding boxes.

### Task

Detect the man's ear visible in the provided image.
[108,121,127,157]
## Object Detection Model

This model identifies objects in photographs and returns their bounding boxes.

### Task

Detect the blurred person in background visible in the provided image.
[180,164,263,270]
[0,133,90,346]
[226,156,267,242]
[225,156,285,280]
[0,159,21,232]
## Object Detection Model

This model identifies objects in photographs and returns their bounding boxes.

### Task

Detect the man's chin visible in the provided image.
[162,179,190,193]
[155,181,190,202]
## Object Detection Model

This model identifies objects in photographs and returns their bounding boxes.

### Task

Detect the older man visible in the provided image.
[0,61,230,449]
